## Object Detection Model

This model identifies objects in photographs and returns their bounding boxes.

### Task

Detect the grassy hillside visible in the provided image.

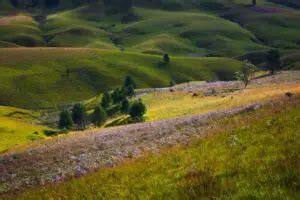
[0,48,242,109]
[142,84,300,121]
[5,96,300,199]
[0,106,52,153]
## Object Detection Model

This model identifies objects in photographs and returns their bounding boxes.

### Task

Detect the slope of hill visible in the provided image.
[1,93,299,199]
[0,48,242,109]
[0,0,299,57]
[0,105,52,153]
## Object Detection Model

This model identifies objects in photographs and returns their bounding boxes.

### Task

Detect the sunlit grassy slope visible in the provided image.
[0,106,51,153]
[142,84,300,121]
[0,48,242,109]
[7,97,300,199]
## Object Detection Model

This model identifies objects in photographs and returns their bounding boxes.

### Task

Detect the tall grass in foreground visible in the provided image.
[6,98,300,199]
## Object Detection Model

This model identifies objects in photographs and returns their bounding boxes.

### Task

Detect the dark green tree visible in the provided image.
[101,91,111,109]
[252,0,256,6]
[58,110,73,130]
[129,99,147,121]
[126,84,135,97]
[124,75,136,88]
[121,99,130,114]
[71,103,87,129]
[163,53,170,63]
[111,87,126,104]
[91,106,107,127]
[267,50,281,74]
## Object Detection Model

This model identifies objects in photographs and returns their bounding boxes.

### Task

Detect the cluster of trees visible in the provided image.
[58,76,146,131]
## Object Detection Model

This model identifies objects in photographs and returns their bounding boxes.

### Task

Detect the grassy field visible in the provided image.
[142,84,300,121]
[0,106,52,153]
[0,48,242,109]
[5,95,300,199]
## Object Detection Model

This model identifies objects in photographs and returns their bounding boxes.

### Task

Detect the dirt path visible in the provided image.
[0,103,264,194]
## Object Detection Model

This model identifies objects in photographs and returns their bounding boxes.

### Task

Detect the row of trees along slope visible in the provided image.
[58,76,146,131]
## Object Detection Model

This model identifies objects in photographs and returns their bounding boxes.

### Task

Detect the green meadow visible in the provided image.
[6,96,300,200]
[0,48,242,109]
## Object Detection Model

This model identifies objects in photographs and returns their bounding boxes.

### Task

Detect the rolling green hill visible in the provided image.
[0,0,299,57]
[0,48,242,109]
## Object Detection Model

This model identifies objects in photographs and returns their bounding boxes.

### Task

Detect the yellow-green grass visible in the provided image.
[0,48,242,109]
[142,84,300,121]
[5,96,300,199]
[0,106,52,153]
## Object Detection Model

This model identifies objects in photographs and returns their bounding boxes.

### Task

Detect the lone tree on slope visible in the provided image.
[163,53,170,63]
[266,49,281,74]
[235,60,256,89]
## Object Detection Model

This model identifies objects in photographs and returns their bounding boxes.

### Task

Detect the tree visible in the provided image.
[111,87,126,104]
[163,53,170,63]
[71,103,87,129]
[124,75,136,88]
[121,99,130,114]
[58,110,73,130]
[129,99,147,121]
[252,0,256,6]
[126,84,135,97]
[101,91,111,109]
[267,50,281,74]
[91,106,107,127]
[235,60,256,88]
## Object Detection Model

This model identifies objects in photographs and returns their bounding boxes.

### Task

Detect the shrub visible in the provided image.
[91,106,107,127]
[58,110,73,130]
